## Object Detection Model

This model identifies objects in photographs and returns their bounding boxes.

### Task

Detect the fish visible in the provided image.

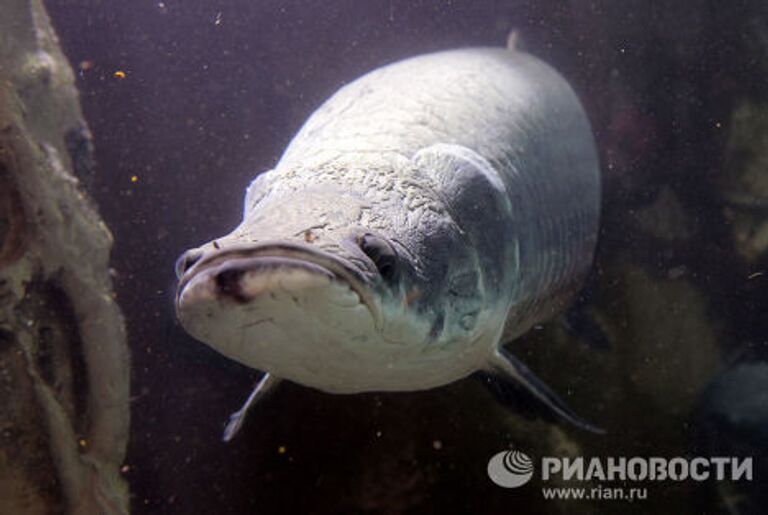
[175,38,601,440]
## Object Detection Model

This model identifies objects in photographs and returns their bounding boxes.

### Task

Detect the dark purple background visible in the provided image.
[43,0,761,513]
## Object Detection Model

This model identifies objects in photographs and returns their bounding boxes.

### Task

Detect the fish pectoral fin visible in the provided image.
[485,348,605,434]
[222,373,282,443]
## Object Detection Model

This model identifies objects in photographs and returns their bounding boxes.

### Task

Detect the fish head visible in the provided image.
[175,149,515,391]
[175,181,385,389]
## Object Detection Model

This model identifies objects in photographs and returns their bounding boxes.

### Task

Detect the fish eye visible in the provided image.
[359,234,398,283]
[175,249,203,279]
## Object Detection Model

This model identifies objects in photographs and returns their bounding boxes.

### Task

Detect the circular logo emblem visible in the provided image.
[487,450,535,488]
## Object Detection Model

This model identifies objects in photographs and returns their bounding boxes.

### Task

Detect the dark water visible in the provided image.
[41,0,768,513]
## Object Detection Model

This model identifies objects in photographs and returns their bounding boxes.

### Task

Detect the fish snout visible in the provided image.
[213,267,248,302]
[175,248,204,279]
[183,256,335,306]
[175,241,386,336]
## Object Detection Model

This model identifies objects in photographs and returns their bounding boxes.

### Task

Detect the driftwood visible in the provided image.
[0,1,130,513]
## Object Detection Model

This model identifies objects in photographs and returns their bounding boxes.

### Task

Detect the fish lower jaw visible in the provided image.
[181,307,486,393]
[277,358,484,394]
[177,267,498,393]
[255,333,492,393]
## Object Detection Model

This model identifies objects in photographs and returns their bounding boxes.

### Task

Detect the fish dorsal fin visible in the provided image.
[507,30,520,52]
[506,30,523,52]
[486,347,604,433]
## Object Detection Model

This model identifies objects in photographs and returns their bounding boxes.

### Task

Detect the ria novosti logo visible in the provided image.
[487,446,753,493]
[487,450,535,488]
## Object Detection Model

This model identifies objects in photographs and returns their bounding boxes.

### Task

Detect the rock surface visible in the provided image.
[0,1,130,513]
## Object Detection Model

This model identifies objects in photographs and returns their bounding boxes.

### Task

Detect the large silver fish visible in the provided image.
[175,40,601,440]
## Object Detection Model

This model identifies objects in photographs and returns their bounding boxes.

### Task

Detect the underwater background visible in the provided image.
[28,0,768,513]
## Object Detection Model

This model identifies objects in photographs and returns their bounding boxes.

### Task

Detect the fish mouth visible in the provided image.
[176,241,383,329]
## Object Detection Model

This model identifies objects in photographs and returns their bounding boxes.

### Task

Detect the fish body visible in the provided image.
[175,44,600,435]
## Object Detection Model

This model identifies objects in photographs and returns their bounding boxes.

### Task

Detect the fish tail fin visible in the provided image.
[222,373,281,442]
[484,348,605,434]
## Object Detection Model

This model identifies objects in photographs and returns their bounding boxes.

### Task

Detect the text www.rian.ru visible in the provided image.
[541,486,648,502]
